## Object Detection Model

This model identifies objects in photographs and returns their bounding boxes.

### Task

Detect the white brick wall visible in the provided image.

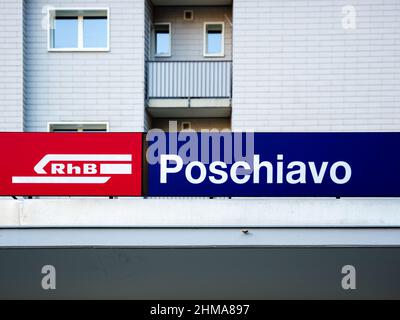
[232,0,400,132]
[0,0,23,131]
[23,0,146,132]
[144,0,153,131]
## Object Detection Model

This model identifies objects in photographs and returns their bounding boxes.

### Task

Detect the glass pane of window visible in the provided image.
[49,123,107,132]
[206,24,223,55]
[84,17,108,48]
[52,17,78,48]
[155,25,170,56]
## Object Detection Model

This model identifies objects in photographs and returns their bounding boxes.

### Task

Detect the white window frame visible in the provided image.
[203,22,225,58]
[48,7,110,52]
[47,122,110,132]
[154,22,172,58]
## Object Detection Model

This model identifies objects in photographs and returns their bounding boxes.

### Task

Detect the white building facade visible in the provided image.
[1,0,399,133]
[0,0,400,299]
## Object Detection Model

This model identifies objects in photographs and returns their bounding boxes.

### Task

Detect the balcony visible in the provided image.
[146,61,232,118]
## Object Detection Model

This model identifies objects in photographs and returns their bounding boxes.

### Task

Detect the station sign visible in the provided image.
[0,133,142,196]
[1,132,399,197]
[146,132,400,197]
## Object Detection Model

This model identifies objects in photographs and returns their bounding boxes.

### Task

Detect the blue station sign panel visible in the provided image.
[146,132,400,197]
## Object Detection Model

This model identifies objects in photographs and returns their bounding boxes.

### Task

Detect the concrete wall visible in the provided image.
[0,0,23,131]
[152,6,232,61]
[1,198,400,227]
[23,0,146,132]
[232,0,400,132]
[152,118,231,131]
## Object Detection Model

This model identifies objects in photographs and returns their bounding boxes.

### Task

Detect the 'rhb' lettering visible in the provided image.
[51,163,98,175]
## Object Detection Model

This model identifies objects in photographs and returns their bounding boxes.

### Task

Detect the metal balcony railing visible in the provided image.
[146,61,232,99]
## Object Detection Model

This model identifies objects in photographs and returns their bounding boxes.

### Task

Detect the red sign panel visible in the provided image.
[0,133,142,196]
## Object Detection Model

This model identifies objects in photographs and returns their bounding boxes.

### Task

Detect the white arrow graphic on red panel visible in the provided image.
[12,154,132,184]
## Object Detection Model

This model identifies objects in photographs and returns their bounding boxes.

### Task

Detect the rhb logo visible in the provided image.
[12,154,132,184]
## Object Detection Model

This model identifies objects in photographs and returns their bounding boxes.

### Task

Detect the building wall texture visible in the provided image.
[232,0,400,132]
[1,1,400,133]
[0,0,23,131]
[144,0,153,131]
[23,0,146,132]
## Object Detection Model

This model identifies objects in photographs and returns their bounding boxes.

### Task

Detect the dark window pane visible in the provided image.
[82,129,107,132]
[52,17,78,48]
[84,17,108,48]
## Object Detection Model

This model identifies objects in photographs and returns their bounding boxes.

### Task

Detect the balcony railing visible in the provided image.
[146,61,232,99]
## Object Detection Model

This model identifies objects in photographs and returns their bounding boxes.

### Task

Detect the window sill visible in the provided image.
[48,48,110,52]
[204,53,225,58]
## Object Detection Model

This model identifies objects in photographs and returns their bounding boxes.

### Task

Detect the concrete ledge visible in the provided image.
[0,198,400,228]
[190,98,231,108]
[147,106,231,118]
[147,98,231,108]
[148,98,188,108]
[0,200,20,226]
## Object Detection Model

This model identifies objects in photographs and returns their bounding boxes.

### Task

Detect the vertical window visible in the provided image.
[204,22,224,57]
[83,16,108,48]
[52,17,78,48]
[49,9,109,51]
[154,23,171,57]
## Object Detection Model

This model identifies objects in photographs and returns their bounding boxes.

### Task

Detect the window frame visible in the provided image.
[154,22,172,58]
[47,7,110,52]
[47,122,110,132]
[203,22,225,58]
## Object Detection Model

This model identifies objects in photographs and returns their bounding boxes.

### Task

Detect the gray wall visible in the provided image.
[2,246,400,299]
[23,0,146,132]
[232,0,400,132]
[152,6,232,61]
[0,0,23,131]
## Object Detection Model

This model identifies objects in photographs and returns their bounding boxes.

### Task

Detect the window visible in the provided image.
[154,23,171,57]
[48,123,109,132]
[52,17,78,48]
[49,9,109,51]
[204,22,224,57]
